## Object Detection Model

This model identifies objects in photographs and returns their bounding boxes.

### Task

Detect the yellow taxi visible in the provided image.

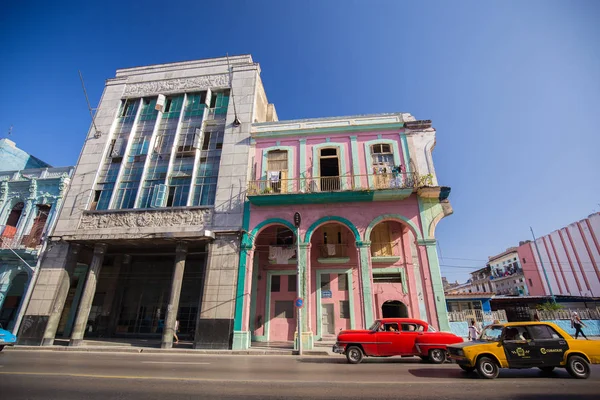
[447,322,600,379]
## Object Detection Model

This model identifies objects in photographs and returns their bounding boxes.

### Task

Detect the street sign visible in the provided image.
[321,290,332,299]
[295,297,304,308]
[294,212,301,228]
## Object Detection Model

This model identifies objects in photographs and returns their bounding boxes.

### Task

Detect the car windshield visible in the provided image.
[480,325,503,341]
[368,321,381,331]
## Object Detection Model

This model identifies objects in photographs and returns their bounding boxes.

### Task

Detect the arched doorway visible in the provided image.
[382,300,408,318]
[0,271,28,329]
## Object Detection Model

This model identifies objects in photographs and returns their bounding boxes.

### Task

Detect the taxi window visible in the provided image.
[529,325,563,340]
[503,326,530,341]
[401,323,418,332]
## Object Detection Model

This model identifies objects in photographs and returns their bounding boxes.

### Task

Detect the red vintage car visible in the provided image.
[332,318,463,364]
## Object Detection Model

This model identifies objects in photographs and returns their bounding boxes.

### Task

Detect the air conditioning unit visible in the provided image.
[155,94,166,112]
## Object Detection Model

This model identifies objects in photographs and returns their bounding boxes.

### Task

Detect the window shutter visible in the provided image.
[150,184,167,208]
[193,128,204,149]
[111,138,125,158]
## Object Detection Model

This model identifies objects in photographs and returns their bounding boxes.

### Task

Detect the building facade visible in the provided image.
[18,55,277,349]
[487,247,528,296]
[0,140,73,332]
[518,213,600,297]
[232,113,453,350]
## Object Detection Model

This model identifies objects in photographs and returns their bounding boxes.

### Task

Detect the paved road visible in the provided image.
[1,351,600,399]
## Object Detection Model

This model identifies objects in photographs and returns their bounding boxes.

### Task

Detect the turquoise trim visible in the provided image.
[247,189,412,206]
[304,216,360,244]
[249,252,260,341]
[400,133,411,174]
[233,201,252,333]
[253,122,405,139]
[312,142,348,190]
[299,139,307,191]
[315,269,355,341]
[364,139,401,189]
[371,256,401,264]
[365,214,423,242]
[232,331,250,350]
[317,257,350,264]
[373,267,407,294]
[253,335,268,342]
[264,270,297,343]
[250,218,297,244]
[349,136,360,188]
[261,145,295,192]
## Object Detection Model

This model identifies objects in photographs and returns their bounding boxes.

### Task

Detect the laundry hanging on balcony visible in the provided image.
[326,244,336,256]
[269,246,296,264]
[268,171,280,182]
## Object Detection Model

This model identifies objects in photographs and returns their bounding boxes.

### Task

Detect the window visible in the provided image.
[271,276,280,292]
[529,325,563,340]
[373,273,402,283]
[287,275,297,292]
[401,323,418,332]
[522,258,527,264]
[371,223,393,257]
[321,274,331,291]
[338,274,348,291]
[371,143,394,176]
[503,326,530,341]
[340,300,350,319]
[274,301,294,319]
[528,278,533,287]
[381,323,399,332]
[266,150,289,193]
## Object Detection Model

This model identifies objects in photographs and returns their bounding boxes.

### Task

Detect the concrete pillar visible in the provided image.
[418,239,450,332]
[356,241,374,328]
[295,242,313,350]
[161,243,187,349]
[41,243,81,346]
[70,243,107,346]
[106,255,131,337]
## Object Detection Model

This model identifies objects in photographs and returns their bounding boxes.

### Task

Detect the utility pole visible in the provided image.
[530,227,556,303]
[294,212,302,356]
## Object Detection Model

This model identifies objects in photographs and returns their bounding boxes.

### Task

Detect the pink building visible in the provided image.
[232,113,453,350]
[518,213,600,297]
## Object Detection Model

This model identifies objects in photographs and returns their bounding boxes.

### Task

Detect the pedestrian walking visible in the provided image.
[571,312,588,340]
[174,319,180,344]
[468,320,480,341]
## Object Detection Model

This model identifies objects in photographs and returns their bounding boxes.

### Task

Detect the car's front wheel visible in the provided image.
[346,346,364,364]
[429,348,447,364]
[459,365,475,373]
[476,356,499,379]
[566,355,590,379]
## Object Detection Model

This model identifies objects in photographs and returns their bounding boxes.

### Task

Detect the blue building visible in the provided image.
[0,140,73,332]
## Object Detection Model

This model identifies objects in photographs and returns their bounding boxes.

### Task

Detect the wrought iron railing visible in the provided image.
[248,173,419,195]
[319,244,348,258]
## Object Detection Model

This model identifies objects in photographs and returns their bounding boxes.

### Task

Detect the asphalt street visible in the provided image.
[1,350,599,399]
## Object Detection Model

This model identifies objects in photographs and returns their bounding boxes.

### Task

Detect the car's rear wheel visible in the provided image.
[346,346,364,364]
[566,355,590,379]
[476,356,499,379]
[459,365,475,373]
[429,348,446,364]
[539,366,555,373]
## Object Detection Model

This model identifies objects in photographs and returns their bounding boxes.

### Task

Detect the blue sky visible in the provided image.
[1,1,599,281]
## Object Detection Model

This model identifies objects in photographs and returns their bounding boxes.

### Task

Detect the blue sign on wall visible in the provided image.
[321,290,332,299]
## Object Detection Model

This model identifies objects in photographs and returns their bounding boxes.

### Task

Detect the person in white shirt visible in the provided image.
[468,320,480,341]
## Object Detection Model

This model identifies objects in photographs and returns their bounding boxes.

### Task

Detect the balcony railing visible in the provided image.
[248,173,419,195]
[319,244,348,258]
[0,225,44,250]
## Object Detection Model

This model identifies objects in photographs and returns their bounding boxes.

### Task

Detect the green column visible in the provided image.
[299,139,307,191]
[419,239,450,332]
[232,240,253,350]
[356,241,374,328]
[296,242,313,350]
[350,136,361,188]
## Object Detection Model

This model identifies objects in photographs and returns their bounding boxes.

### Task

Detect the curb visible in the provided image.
[6,346,330,356]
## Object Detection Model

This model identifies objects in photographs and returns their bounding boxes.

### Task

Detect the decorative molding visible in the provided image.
[123,74,229,97]
[78,208,212,230]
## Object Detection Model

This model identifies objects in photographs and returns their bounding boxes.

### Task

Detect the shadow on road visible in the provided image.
[408,368,576,380]
[298,356,432,364]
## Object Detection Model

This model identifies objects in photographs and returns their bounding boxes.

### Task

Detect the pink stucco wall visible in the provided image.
[253,130,407,181]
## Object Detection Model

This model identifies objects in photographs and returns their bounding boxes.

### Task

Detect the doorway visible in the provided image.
[0,272,28,330]
[319,148,340,191]
[321,303,335,335]
[382,300,409,318]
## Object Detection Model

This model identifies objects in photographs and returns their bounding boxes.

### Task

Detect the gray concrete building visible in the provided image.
[18,55,277,349]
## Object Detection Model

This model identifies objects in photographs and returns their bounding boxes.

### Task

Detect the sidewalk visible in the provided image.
[6,338,330,356]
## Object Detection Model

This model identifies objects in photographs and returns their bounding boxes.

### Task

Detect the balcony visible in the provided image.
[370,242,402,264]
[317,244,350,264]
[0,225,43,252]
[247,173,418,206]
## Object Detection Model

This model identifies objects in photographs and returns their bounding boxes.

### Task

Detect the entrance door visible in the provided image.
[322,303,335,335]
[319,148,340,191]
[503,325,540,367]
[527,324,569,367]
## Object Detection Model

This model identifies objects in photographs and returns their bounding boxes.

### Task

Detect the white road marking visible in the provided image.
[141,361,210,365]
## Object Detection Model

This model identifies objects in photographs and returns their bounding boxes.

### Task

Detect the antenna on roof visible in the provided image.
[79,70,102,138]
[225,53,241,127]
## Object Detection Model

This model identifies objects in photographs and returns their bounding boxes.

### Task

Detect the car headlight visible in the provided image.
[457,349,464,356]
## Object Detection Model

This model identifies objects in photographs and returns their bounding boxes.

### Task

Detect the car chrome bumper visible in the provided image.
[332,344,346,354]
